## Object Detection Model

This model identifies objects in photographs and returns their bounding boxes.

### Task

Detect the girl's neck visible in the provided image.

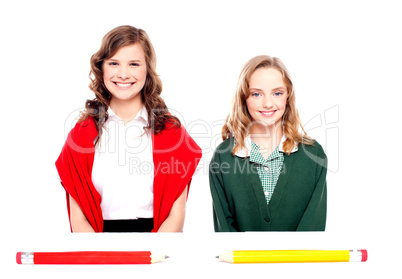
[109,95,143,124]
[249,122,283,153]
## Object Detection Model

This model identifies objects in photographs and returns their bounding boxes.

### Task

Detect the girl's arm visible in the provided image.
[296,146,327,231]
[209,151,238,232]
[157,186,188,232]
[69,195,95,232]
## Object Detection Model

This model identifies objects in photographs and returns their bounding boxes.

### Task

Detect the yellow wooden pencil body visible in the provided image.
[219,250,351,263]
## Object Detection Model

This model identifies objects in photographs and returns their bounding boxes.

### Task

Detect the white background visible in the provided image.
[1,0,401,278]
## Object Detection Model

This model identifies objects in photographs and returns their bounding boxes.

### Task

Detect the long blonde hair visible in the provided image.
[222,55,314,155]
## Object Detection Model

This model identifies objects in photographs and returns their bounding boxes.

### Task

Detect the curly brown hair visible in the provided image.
[79,25,180,145]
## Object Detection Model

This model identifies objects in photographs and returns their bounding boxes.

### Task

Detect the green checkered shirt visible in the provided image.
[250,140,284,204]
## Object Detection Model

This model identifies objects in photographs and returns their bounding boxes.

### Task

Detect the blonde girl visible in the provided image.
[209,55,327,231]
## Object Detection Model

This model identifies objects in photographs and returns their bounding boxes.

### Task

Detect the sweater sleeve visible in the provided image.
[209,149,238,232]
[55,118,103,232]
[151,124,202,232]
[296,144,327,231]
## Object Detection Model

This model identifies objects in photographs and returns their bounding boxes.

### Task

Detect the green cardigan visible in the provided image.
[209,138,327,232]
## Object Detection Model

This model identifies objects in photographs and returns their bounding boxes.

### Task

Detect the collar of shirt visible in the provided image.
[234,134,298,158]
[107,106,148,126]
[250,140,282,164]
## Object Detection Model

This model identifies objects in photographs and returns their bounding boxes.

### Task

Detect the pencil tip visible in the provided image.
[216,256,219,259]
[165,255,170,259]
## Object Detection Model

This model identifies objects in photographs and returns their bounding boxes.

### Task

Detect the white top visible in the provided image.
[91,106,154,220]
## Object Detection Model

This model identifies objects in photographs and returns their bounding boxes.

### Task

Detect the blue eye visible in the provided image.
[251,92,261,97]
[273,92,283,97]
[108,62,118,66]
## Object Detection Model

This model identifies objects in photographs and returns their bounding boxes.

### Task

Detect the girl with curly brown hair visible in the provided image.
[56,25,201,233]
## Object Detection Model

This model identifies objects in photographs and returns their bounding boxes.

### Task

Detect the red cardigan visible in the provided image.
[55,117,202,232]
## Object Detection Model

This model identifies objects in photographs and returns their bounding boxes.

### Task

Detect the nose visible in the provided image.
[262,95,273,109]
[117,66,130,79]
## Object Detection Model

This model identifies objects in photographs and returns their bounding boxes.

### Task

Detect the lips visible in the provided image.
[259,110,276,117]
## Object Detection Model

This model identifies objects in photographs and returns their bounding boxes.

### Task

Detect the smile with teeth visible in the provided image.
[114,82,134,88]
[259,110,276,117]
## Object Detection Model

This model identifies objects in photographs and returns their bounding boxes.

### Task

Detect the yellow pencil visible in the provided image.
[216,249,368,263]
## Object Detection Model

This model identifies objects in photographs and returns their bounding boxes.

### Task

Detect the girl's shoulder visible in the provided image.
[154,121,202,156]
[156,120,184,140]
[211,138,236,162]
[294,141,327,168]
[297,140,326,157]
[215,137,235,152]
[68,117,98,149]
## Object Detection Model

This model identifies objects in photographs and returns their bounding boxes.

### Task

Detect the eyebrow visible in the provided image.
[249,86,287,92]
[106,58,143,63]
[249,88,263,92]
[272,87,287,91]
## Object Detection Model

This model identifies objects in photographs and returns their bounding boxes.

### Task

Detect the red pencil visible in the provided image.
[16,251,168,265]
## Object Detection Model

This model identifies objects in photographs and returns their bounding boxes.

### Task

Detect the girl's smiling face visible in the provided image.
[246,67,288,128]
[102,43,147,104]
